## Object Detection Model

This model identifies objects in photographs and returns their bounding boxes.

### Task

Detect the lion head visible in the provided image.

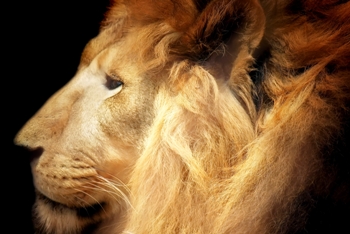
[15,0,350,233]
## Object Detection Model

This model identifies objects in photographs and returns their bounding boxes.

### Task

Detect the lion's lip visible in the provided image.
[36,190,106,218]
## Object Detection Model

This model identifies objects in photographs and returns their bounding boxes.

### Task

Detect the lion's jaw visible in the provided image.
[14,38,158,233]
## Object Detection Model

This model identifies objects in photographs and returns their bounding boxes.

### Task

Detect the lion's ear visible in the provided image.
[175,0,265,118]
[178,0,265,60]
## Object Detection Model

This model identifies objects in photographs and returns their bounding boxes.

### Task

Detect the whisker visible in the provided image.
[94,167,131,191]
[81,179,131,208]
[97,176,134,211]
[82,183,125,206]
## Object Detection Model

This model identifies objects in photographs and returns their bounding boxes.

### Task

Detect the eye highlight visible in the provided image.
[105,74,124,91]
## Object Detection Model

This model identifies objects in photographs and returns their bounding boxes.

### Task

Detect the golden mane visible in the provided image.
[114,0,350,233]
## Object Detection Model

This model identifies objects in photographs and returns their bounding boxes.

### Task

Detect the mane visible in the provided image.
[128,61,256,233]
[98,0,350,233]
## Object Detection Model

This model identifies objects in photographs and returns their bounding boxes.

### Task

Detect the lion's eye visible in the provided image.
[105,75,124,91]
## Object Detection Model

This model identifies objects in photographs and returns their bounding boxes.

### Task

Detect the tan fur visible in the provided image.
[15,0,350,233]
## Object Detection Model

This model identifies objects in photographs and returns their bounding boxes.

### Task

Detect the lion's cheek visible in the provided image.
[30,147,102,206]
[99,99,146,146]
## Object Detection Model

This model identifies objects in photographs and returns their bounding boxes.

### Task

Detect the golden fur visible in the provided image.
[15,0,350,233]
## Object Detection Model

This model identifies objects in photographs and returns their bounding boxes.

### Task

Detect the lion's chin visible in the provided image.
[33,191,107,234]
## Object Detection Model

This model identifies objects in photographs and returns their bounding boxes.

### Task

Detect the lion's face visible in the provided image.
[15,24,163,232]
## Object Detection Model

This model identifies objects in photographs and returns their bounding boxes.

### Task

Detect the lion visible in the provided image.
[15,0,350,233]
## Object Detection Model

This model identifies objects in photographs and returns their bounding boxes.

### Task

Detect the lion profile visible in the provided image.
[15,0,350,233]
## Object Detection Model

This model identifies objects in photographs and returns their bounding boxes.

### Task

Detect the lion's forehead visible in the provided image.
[83,38,144,81]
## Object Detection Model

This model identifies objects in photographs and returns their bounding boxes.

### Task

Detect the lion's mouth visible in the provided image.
[36,191,106,218]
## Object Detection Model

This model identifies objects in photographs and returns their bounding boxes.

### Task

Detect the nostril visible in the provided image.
[16,146,44,162]
[29,147,44,162]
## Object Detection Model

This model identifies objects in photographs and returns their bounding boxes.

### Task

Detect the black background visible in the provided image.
[5,1,110,233]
